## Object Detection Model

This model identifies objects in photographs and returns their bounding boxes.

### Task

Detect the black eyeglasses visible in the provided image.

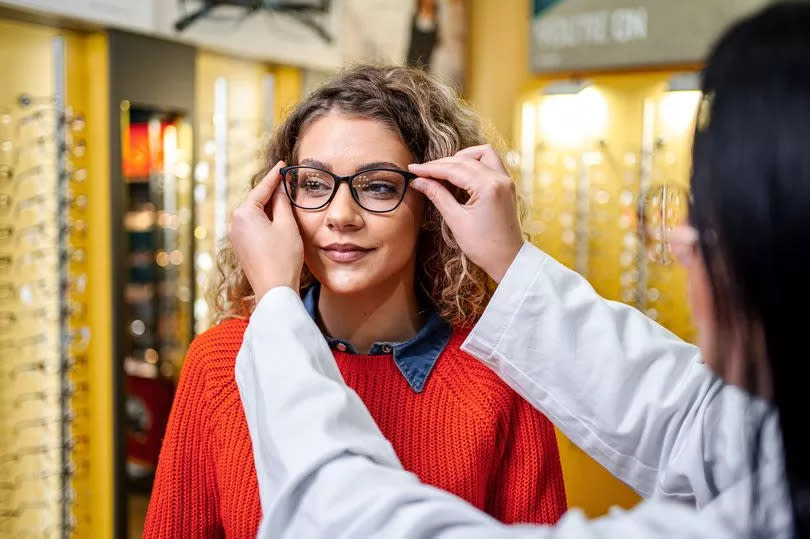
[280,165,416,213]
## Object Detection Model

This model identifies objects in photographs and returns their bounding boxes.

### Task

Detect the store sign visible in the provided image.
[531,0,774,72]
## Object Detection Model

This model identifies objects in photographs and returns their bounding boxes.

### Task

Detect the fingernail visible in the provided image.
[408,163,424,169]
[411,178,426,190]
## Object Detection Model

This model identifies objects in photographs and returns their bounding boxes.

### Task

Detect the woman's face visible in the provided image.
[672,226,769,396]
[671,227,718,358]
[292,111,425,295]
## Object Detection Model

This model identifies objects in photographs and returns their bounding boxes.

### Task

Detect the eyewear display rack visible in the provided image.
[0,30,92,538]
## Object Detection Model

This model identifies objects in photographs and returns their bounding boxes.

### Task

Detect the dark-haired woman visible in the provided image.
[231,2,808,537]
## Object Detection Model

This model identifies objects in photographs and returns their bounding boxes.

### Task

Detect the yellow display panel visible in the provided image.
[193,52,287,333]
[516,70,701,517]
[0,18,110,539]
[82,31,114,539]
[273,65,303,127]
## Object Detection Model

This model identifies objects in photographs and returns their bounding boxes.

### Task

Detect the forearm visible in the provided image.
[233,286,747,538]
[235,288,407,526]
[463,242,761,503]
[234,288,520,537]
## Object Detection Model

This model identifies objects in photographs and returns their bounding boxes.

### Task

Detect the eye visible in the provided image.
[290,168,334,197]
[301,179,331,191]
[353,171,405,199]
[364,181,397,195]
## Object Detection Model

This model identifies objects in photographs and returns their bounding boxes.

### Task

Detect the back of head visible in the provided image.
[692,2,810,535]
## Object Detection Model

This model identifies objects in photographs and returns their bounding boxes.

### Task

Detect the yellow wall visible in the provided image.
[516,73,700,516]
[519,71,703,516]
[83,32,115,539]
[273,65,303,125]
[465,0,532,145]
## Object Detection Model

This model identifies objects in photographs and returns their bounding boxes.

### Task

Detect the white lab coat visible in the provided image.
[235,242,793,538]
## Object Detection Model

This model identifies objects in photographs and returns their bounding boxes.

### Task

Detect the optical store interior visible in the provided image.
[0,0,773,538]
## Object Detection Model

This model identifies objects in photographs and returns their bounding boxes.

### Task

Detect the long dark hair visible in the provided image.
[691,3,810,536]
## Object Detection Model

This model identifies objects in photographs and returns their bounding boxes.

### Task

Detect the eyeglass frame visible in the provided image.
[667,225,706,268]
[279,165,417,213]
[637,183,695,265]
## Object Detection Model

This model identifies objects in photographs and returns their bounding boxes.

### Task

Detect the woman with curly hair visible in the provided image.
[143,64,567,538]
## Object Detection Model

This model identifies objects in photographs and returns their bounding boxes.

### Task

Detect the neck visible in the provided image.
[317,274,423,354]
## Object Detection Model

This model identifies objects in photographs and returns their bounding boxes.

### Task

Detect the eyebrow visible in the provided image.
[298,158,404,173]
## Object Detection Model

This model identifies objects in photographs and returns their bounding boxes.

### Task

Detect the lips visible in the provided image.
[320,243,374,263]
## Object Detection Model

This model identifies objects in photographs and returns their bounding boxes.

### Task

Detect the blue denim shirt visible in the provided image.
[302,285,453,393]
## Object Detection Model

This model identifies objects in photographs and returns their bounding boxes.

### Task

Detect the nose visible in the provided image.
[324,183,363,231]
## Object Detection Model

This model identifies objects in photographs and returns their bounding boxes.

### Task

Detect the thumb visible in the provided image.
[411,177,461,221]
[249,161,286,210]
[270,181,295,225]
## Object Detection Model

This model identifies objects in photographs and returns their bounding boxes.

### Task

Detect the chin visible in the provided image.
[305,250,412,296]
[320,276,371,295]
[308,264,372,295]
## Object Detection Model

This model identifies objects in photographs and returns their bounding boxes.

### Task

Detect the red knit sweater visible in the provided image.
[144,318,567,538]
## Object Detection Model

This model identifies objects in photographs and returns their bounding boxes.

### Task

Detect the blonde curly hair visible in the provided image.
[211,64,510,327]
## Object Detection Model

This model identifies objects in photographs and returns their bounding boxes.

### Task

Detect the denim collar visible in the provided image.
[302,284,452,393]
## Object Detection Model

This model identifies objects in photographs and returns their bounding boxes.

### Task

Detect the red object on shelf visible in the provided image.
[122,120,174,179]
[122,122,151,178]
[126,373,175,474]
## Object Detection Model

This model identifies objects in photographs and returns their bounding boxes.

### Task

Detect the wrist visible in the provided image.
[251,283,303,317]
[251,276,299,304]
[490,241,522,284]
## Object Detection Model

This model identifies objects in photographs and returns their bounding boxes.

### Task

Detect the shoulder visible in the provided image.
[434,326,520,412]
[178,317,249,397]
[441,326,501,381]
[439,327,555,433]
[186,317,250,364]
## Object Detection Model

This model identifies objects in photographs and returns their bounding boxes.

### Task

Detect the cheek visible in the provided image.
[294,210,325,276]
[686,259,717,362]
[385,192,425,250]
[377,215,420,256]
[387,196,424,252]
[404,190,426,225]
[293,209,320,245]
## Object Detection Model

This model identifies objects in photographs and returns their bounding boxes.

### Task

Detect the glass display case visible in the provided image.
[517,72,700,342]
[119,102,193,491]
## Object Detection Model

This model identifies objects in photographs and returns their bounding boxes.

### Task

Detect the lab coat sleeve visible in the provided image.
[462,241,781,507]
[235,287,736,538]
